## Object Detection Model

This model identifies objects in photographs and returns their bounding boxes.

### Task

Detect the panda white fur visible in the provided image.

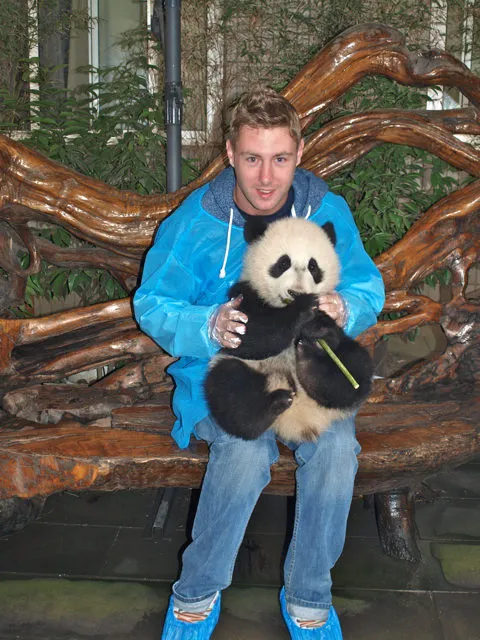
[204,216,373,443]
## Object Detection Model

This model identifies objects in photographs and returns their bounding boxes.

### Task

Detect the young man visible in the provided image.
[134,87,385,639]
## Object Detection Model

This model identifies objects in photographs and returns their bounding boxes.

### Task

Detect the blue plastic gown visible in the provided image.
[134,169,385,448]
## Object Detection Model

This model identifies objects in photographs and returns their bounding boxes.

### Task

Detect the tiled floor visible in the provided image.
[0,456,479,639]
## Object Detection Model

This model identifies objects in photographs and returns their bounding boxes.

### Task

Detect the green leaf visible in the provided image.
[52,227,72,247]
[67,271,80,293]
[50,270,69,298]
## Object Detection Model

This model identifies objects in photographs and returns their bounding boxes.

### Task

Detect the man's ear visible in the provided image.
[226,139,234,167]
[244,217,269,244]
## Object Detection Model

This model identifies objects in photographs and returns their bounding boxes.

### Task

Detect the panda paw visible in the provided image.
[292,293,318,314]
[291,294,317,331]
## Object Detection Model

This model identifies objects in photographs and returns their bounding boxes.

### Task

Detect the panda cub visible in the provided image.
[204,216,373,443]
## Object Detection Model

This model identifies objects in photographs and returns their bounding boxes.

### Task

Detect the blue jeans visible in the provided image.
[172,414,360,619]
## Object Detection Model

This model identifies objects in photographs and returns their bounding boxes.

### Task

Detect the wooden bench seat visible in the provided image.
[1,392,478,500]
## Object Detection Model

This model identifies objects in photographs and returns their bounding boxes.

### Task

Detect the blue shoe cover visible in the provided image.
[280,588,342,639]
[161,593,221,640]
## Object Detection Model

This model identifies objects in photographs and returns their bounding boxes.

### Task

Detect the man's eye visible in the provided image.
[246,156,257,163]
[276,156,287,163]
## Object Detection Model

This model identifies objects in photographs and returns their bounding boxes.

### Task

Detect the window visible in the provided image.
[428,0,478,110]
[0,0,148,130]
[0,0,220,146]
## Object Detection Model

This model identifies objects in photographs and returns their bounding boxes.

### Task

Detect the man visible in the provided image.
[134,86,385,639]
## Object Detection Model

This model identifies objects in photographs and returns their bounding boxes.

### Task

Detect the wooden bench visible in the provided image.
[0,24,478,561]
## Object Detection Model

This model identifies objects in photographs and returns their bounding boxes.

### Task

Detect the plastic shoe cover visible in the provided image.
[280,588,343,639]
[161,593,221,640]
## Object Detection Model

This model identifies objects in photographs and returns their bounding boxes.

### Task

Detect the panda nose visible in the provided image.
[288,289,301,299]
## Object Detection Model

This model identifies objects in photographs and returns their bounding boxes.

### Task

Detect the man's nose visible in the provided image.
[259,162,272,184]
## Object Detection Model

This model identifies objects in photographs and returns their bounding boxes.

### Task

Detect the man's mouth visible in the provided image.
[256,188,274,199]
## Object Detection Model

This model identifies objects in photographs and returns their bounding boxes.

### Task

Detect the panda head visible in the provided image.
[241,217,340,308]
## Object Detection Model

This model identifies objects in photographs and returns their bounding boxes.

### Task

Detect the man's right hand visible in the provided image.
[209,296,248,348]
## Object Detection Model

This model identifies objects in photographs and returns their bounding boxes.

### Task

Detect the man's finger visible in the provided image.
[223,332,241,348]
[227,321,246,335]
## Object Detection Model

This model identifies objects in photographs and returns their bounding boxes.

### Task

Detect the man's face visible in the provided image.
[226,125,304,216]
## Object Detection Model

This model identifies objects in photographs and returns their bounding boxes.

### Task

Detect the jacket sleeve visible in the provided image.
[322,194,385,338]
[133,211,220,360]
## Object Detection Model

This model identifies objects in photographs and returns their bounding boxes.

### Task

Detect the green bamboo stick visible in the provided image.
[317,339,360,389]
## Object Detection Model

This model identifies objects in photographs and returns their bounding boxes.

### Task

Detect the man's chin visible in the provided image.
[248,196,284,216]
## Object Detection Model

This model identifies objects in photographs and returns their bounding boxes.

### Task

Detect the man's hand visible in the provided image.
[318,292,347,328]
[209,296,248,348]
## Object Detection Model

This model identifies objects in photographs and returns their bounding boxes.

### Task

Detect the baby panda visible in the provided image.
[204,216,373,443]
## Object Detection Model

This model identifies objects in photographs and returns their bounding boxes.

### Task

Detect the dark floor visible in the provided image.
[0,456,479,639]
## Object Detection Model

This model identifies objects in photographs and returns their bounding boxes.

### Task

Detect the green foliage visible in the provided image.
[16,28,184,194]
[20,261,126,312]
[326,78,467,258]
[1,16,196,313]
[331,142,467,260]
[0,0,90,128]
[424,268,452,289]
[218,0,436,92]
[329,144,433,257]
[9,22,198,192]
[11,224,127,319]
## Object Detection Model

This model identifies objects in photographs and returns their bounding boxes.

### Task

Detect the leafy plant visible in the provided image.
[326,77,468,258]
[8,224,127,319]
[1,19,197,314]
[19,25,195,194]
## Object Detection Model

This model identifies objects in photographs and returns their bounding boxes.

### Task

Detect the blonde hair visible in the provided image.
[228,86,302,148]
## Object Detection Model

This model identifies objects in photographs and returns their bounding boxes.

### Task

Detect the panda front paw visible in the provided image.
[291,294,317,332]
[292,293,318,314]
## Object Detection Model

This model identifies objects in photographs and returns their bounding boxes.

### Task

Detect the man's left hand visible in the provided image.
[318,293,347,328]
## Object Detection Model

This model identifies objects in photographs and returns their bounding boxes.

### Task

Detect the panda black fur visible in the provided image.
[204,216,373,443]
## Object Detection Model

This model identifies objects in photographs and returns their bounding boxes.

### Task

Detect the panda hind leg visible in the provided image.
[296,338,373,409]
[205,359,293,440]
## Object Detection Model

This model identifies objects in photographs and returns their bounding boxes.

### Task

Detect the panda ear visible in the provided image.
[322,221,336,246]
[244,217,269,244]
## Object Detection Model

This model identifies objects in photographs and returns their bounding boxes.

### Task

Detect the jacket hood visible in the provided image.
[202,166,329,225]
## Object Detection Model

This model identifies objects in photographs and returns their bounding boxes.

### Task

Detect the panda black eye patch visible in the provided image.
[308,258,323,284]
[269,254,291,278]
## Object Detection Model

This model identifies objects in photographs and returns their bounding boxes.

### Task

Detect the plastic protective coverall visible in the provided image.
[133,167,385,448]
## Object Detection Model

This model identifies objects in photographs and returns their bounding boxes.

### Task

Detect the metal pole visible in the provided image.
[164,0,183,193]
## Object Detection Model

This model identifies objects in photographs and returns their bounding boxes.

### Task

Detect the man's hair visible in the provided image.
[228,85,302,148]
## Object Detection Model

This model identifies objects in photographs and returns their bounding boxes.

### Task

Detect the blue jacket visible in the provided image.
[133,167,385,448]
